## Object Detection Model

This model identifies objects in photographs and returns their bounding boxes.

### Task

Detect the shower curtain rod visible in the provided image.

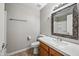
[9,18,27,22]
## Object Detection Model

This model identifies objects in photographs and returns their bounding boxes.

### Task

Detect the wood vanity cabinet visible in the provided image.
[49,48,63,56]
[39,46,48,56]
[39,41,63,56]
[39,42,49,56]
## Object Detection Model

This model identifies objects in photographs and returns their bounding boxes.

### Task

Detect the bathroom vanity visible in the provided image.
[39,41,63,56]
[38,36,79,56]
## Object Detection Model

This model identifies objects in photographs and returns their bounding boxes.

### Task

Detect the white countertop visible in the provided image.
[38,36,79,56]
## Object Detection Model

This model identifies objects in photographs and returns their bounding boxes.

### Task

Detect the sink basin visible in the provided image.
[56,41,71,49]
[50,40,70,48]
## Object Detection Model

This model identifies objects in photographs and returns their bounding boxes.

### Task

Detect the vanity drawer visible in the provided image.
[49,48,63,56]
[39,42,48,51]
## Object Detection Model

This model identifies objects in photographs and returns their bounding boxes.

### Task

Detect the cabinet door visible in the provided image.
[39,46,48,56]
[39,42,48,51]
[49,48,63,56]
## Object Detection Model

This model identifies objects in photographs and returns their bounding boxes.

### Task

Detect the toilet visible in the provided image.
[31,41,40,55]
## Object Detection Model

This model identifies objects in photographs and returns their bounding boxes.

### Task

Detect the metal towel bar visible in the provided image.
[9,18,27,22]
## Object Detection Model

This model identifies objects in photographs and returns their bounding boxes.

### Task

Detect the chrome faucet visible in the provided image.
[56,37,62,42]
[52,36,62,42]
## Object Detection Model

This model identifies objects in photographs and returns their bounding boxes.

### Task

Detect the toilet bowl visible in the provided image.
[31,41,40,55]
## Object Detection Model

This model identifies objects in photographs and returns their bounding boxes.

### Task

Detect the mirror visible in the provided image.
[54,9,73,35]
[51,4,78,40]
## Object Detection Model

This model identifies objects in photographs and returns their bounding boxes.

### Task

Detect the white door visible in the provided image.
[0,9,7,56]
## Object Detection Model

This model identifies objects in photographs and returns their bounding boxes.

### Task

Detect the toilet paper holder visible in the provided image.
[27,36,31,41]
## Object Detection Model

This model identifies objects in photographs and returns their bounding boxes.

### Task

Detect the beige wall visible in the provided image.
[40,3,79,44]
[0,3,5,44]
[5,3,40,53]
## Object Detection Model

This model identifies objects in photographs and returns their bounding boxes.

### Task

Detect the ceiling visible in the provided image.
[5,3,48,10]
[35,3,47,9]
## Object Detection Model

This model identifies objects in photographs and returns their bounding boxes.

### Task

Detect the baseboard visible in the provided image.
[7,47,31,56]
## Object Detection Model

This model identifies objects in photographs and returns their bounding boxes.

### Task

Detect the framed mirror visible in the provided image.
[51,4,78,40]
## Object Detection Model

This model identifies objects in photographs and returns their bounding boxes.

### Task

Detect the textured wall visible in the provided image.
[6,3,40,53]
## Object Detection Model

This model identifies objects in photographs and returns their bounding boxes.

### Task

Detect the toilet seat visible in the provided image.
[31,41,40,47]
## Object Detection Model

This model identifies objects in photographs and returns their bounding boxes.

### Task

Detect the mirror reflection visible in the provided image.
[53,5,73,35]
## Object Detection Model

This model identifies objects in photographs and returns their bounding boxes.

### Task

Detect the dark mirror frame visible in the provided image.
[51,4,78,40]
